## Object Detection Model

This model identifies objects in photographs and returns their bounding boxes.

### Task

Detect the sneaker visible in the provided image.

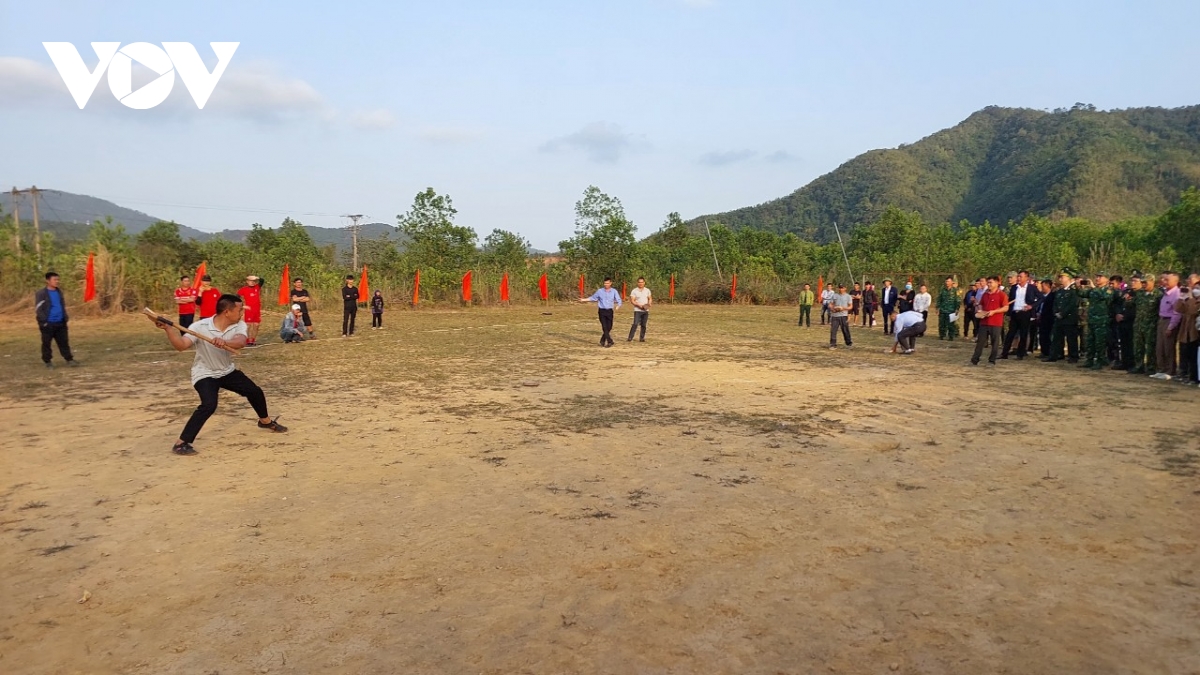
[258,417,288,432]
[969,361,979,366]
[44,362,53,369]
[172,441,197,456]
[828,345,837,349]
[1150,373,1172,381]
[986,361,996,367]
[67,360,80,367]
[904,349,915,354]
[846,344,853,349]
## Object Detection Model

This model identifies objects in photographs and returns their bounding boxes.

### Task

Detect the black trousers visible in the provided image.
[372,313,382,328]
[897,321,927,350]
[342,306,357,335]
[1180,340,1199,383]
[820,305,830,324]
[1051,323,1080,361]
[972,325,1003,364]
[598,308,614,345]
[40,323,73,363]
[1116,321,1134,368]
[829,316,852,346]
[1039,317,1055,355]
[178,313,194,329]
[798,305,811,327]
[181,370,269,443]
[862,307,875,326]
[1001,311,1033,357]
[628,311,648,340]
[881,307,896,334]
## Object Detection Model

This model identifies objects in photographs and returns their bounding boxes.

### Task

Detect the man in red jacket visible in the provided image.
[237,275,263,346]
[971,275,1010,367]
[197,276,221,319]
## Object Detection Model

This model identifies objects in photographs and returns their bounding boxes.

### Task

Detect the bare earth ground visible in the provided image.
[1,304,1197,675]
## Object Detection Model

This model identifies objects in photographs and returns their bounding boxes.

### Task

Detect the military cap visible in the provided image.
[1093,271,1109,278]
[1059,267,1078,277]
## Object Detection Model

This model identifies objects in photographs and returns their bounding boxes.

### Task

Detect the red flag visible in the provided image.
[191,261,207,291]
[278,264,290,305]
[412,269,421,305]
[578,274,585,298]
[669,274,675,299]
[359,266,369,302]
[83,252,96,302]
[462,270,472,303]
[538,273,549,301]
[731,274,738,300]
[621,281,627,300]
[816,275,824,298]
[499,272,510,302]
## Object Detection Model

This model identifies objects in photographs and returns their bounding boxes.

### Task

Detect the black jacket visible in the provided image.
[1007,283,1044,315]
[879,286,898,308]
[35,287,68,326]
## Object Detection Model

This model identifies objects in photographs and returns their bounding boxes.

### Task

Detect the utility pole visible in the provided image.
[30,185,42,268]
[10,187,19,256]
[703,219,723,282]
[343,214,364,271]
[832,221,854,287]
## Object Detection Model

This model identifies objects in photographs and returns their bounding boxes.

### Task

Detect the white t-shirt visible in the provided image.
[913,292,932,313]
[184,317,247,385]
[630,287,652,312]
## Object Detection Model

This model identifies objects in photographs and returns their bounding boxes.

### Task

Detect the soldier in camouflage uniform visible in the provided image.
[1049,269,1081,363]
[1078,272,1114,369]
[1077,276,1090,362]
[937,276,960,341]
[1130,273,1160,375]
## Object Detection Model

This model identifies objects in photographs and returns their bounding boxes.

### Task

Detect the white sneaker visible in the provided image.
[1150,373,1170,380]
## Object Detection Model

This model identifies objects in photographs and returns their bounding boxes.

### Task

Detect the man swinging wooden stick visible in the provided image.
[148,293,287,456]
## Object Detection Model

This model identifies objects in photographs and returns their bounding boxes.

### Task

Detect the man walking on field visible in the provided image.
[581,277,622,347]
[627,277,652,342]
[148,293,286,456]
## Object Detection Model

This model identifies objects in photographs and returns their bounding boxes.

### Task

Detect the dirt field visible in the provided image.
[1,304,1197,674]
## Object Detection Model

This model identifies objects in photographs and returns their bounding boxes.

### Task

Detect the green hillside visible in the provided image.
[690,104,1200,241]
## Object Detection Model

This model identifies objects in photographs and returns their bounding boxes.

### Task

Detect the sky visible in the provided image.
[1,0,1198,250]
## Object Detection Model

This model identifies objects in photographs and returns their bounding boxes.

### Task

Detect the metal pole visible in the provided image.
[833,221,853,286]
[704,219,723,282]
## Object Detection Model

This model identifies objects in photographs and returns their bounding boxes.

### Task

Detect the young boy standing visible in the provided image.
[174,275,198,328]
[237,275,263,346]
[198,276,221,320]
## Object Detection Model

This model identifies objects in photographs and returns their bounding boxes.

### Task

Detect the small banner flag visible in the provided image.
[816,274,823,298]
[621,281,627,300]
[538,273,549,301]
[412,269,421,305]
[669,274,675,299]
[578,274,585,298]
[462,270,472,303]
[358,266,369,302]
[83,252,96,302]
[731,274,738,300]
[500,272,510,302]
[191,261,207,291]
[278,264,291,305]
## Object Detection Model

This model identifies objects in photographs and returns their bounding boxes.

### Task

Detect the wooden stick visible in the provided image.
[143,308,241,355]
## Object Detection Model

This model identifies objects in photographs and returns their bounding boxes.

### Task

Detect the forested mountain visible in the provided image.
[690,104,1200,241]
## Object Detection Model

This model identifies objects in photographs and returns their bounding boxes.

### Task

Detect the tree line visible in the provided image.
[1,185,1196,312]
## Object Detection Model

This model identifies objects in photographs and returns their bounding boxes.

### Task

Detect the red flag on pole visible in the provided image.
[669,274,675,299]
[538,273,549,301]
[499,272,510,302]
[731,274,738,300]
[358,265,369,302]
[83,252,96,302]
[621,281,627,300]
[412,269,421,306]
[462,270,472,303]
[278,264,290,305]
[816,274,824,298]
[578,274,585,298]
[191,261,207,291]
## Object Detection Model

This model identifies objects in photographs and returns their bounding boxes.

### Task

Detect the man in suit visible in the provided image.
[1000,270,1043,360]
[879,279,898,334]
[1036,278,1056,357]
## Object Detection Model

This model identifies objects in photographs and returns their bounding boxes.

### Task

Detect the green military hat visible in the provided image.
[1093,271,1109,278]
[1130,269,1144,280]
[1059,266,1078,277]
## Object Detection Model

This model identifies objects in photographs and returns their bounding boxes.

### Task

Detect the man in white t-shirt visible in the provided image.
[627,277,652,342]
[149,293,287,456]
[913,284,932,322]
[820,286,836,325]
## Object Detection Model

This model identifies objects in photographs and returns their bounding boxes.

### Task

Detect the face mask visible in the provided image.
[1192,288,1200,298]
[905,284,913,291]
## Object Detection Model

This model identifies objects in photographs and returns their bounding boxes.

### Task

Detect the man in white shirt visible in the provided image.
[913,284,932,322]
[149,293,287,456]
[627,277,652,342]
[820,286,836,326]
[890,309,927,354]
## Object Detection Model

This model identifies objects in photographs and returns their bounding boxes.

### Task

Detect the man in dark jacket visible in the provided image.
[1036,279,1056,357]
[879,279,898,334]
[1000,270,1043,359]
[35,271,78,369]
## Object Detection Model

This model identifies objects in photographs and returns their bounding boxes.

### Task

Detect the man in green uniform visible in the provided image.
[1078,271,1114,369]
[798,283,815,327]
[936,276,960,340]
[1130,272,1159,375]
[1049,268,1081,363]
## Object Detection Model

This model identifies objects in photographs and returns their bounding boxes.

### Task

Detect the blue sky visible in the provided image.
[2,0,1197,249]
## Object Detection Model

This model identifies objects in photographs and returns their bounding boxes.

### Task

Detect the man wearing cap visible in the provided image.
[1047,269,1081,363]
[280,304,307,343]
[1130,273,1159,375]
[237,275,263,346]
[1076,272,1114,370]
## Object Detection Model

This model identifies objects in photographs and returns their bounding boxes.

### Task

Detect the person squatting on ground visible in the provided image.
[35,271,77,369]
[971,276,1009,366]
[149,293,286,456]
[581,277,622,347]
[371,290,385,329]
[628,277,651,341]
[828,284,854,349]
[281,304,307,343]
[237,275,263,346]
[290,278,315,338]
[890,309,927,355]
[936,276,960,341]
[797,284,814,327]
[341,274,359,337]
[174,275,198,328]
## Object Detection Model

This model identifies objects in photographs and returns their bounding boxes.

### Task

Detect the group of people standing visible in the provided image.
[799,278,935,350]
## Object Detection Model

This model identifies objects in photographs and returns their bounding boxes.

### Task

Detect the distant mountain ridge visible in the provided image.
[689,104,1200,242]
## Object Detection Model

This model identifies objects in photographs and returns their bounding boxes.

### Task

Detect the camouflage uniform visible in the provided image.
[936,286,961,340]
[1131,285,1161,374]
[1050,283,1081,361]
[1077,292,1090,361]
[1078,283,1114,368]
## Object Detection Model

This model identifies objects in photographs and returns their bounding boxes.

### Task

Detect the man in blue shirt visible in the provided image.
[580,277,623,347]
[34,271,77,369]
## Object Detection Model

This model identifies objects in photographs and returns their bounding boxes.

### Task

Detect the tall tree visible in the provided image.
[558,186,638,280]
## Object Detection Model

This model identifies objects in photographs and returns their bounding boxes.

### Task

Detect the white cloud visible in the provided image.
[204,61,328,122]
[418,126,484,144]
[0,56,69,102]
[350,108,397,130]
[765,150,799,163]
[540,122,648,163]
[698,149,756,166]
